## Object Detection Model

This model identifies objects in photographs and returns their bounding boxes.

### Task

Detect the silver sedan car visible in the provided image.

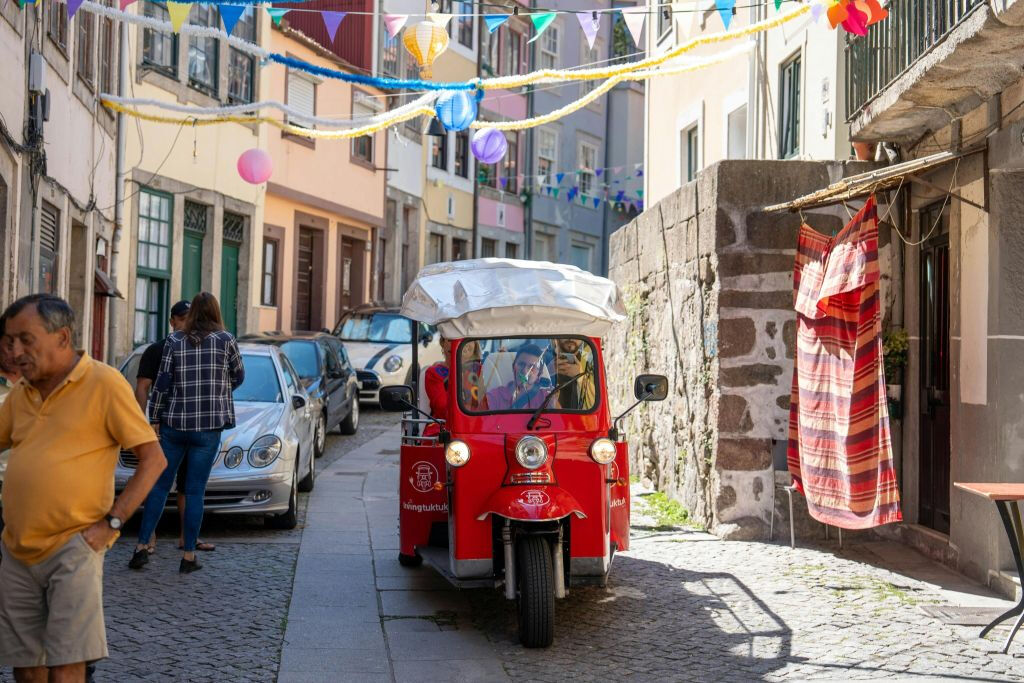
[115,342,318,529]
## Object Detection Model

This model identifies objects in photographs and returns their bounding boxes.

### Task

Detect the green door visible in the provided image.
[220,242,239,335]
[182,231,203,302]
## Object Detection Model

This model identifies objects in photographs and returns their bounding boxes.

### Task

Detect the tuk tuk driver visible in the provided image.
[546,338,596,410]
[486,344,551,410]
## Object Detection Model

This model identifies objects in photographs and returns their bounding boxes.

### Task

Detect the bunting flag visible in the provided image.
[485,14,509,33]
[552,188,560,198]
[578,12,600,50]
[613,166,623,174]
[715,0,736,30]
[322,11,346,41]
[67,0,84,19]
[615,190,625,202]
[811,2,825,23]
[528,12,557,43]
[636,168,643,177]
[774,0,784,9]
[266,7,288,26]
[636,199,644,211]
[637,189,644,198]
[167,1,191,33]
[119,0,137,10]
[219,4,246,36]
[500,176,508,189]
[427,12,452,28]
[620,6,646,47]
[555,172,565,184]
[569,186,579,201]
[593,197,601,209]
[595,168,603,177]
[383,14,408,38]
[537,174,547,187]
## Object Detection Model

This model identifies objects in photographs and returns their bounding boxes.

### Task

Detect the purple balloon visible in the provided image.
[237,148,273,184]
[471,128,507,164]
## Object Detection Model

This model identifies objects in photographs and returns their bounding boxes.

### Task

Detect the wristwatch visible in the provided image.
[105,514,124,531]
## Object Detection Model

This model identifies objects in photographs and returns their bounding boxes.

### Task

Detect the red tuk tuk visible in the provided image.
[380,259,668,647]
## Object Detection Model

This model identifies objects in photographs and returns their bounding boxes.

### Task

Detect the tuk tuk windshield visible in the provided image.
[457,337,599,414]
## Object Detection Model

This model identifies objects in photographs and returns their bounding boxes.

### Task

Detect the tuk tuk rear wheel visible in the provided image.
[398,552,422,567]
[516,535,555,648]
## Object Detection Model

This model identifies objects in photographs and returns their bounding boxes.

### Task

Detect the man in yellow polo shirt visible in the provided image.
[0,294,166,682]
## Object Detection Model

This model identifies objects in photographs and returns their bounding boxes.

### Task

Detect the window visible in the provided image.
[39,202,60,294]
[228,7,256,103]
[482,25,501,75]
[135,189,173,345]
[262,238,278,306]
[381,23,400,77]
[580,39,604,97]
[683,125,699,182]
[351,100,374,163]
[76,12,95,84]
[452,238,468,261]
[577,141,597,197]
[98,10,116,94]
[503,30,525,76]
[571,243,593,272]
[431,133,448,170]
[481,238,496,258]
[188,5,220,96]
[287,72,316,127]
[779,54,801,159]
[48,0,68,52]
[539,23,559,69]
[454,131,469,178]
[505,242,517,259]
[428,233,444,264]
[534,232,555,261]
[143,2,177,74]
[447,194,456,218]
[503,133,518,193]
[456,1,473,49]
[537,129,557,178]
[478,160,497,188]
[727,105,747,160]
[657,5,672,41]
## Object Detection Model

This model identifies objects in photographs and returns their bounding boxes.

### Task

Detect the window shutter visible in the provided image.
[40,202,59,254]
[288,74,316,120]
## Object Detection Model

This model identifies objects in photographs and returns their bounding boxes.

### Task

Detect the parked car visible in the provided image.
[239,331,360,458]
[115,342,318,529]
[332,305,443,404]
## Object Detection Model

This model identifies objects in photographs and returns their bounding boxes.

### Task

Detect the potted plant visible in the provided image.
[883,328,909,419]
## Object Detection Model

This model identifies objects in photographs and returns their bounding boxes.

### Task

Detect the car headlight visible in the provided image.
[383,354,403,373]
[590,438,617,465]
[445,440,471,467]
[248,435,282,468]
[223,446,244,469]
[516,436,548,470]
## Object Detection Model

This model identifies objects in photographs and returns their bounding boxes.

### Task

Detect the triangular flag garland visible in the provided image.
[528,12,556,43]
[266,7,288,26]
[321,11,346,42]
[484,14,510,34]
[427,12,452,28]
[593,197,601,209]
[620,6,646,47]
[774,0,784,9]
[167,1,191,33]
[383,14,408,38]
[577,12,600,50]
[67,0,84,19]
[119,0,136,10]
[218,3,245,36]
[715,0,736,30]
[555,172,565,184]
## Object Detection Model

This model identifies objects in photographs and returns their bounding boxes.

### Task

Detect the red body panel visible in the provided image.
[610,442,631,552]
[398,444,448,557]
[476,485,586,522]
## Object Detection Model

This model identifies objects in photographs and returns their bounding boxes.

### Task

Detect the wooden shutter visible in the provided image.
[288,74,316,119]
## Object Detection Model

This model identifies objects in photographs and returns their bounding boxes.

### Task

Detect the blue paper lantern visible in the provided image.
[434,90,478,132]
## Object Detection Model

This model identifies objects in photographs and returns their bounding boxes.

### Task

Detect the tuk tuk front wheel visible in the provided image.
[398,552,422,567]
[516,535,555,648]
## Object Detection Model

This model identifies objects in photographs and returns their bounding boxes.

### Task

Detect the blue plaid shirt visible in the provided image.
[148,330,245,431]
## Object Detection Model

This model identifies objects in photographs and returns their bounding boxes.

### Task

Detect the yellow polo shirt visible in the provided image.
[0,353,156,565]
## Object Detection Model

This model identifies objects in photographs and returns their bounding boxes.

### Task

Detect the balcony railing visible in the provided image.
[845,0,984,121]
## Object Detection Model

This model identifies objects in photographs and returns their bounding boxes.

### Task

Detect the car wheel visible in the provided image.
[266,460,299,530]
[298,446,315,493]
[313,412,326,458]
[339,390,359,435]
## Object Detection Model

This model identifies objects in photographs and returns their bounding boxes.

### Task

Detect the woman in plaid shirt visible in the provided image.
[129,293,244,574]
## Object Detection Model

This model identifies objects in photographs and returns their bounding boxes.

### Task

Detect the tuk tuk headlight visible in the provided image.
[383,354,403,373]
[223,446,244,469]
[248,435,282,468]
[516,436,548,470]
[445,440,471,467]
[590,438,617,465]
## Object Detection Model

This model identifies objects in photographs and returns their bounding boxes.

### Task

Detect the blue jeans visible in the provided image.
[137,426,222,552]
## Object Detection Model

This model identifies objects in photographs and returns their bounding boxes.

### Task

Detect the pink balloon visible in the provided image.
[237,148,273,184]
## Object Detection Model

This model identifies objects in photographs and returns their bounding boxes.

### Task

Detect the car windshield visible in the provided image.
[233,354,283,403]
[457,337,599,414]
[281,341,319,378]
[336,313,412,343]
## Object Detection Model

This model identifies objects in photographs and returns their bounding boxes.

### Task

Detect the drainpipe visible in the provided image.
[523,0,537,260]
[471,15,480,258]
[600,3,612,275]
[108,19,128,364]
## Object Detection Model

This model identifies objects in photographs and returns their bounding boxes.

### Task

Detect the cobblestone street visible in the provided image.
[4,413,1023,682]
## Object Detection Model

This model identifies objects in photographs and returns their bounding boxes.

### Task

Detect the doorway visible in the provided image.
[296,227,325,331]
[339,236,365,311]
[918,201,951,534]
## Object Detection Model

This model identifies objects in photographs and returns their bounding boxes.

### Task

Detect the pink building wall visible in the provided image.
[478,197,524,232]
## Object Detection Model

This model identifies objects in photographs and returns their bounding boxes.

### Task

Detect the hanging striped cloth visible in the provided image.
[786,196,902,529]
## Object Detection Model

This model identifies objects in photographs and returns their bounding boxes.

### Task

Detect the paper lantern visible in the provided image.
[402,21,449,79]
[237,148,272,184]
[471,128,507,164]
[434,90,478,132]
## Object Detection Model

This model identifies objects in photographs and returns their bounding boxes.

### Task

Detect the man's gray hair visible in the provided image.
[2,294,76,337]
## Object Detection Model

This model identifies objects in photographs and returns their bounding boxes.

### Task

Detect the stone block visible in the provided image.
[719,290,792,310]
[718,317,756,359]
[664,223,686,265]
[716,437,773,471]
[676,179,697,220]
[718,394,753,432]
[717,253,796,278]
[610,221,637,267]
[721,363,783,387]
[699,255,715,285]
[783,319,797,359]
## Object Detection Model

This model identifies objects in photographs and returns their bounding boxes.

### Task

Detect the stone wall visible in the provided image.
[607,160,884,539]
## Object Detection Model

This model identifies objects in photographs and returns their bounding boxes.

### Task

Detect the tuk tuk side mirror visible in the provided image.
[380,385,415,412]
[634,374,669,402]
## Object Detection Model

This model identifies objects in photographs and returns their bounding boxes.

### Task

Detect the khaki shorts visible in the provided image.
[0,533,107,668]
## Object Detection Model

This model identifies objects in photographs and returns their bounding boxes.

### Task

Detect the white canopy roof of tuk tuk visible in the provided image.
[400,258,626,339]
